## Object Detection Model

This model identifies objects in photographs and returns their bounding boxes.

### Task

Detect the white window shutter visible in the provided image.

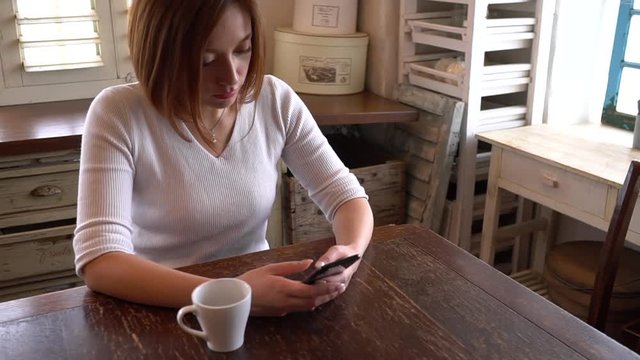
[0,0,131,106]
[15,0,105,72]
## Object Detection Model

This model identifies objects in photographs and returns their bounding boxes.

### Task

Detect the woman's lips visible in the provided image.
[213,90,236,100]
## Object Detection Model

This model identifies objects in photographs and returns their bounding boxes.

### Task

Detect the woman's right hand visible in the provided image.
[237,260,346,316]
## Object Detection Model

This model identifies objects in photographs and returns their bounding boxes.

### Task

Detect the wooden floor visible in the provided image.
[511,270,549,299]
[494,251,640,348]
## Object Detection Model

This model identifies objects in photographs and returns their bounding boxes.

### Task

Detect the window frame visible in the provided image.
[602,0,640,130]
[0,0,132,106]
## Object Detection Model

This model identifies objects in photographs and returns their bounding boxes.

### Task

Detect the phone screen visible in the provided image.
[302,254,361,284]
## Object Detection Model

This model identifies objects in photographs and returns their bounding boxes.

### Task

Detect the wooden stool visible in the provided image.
[543,241,640,338]
[622,317,640,353]
[541,160,640,340]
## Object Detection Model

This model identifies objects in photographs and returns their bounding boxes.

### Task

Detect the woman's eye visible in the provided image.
[202,54,216,65]
[236,47,252,55]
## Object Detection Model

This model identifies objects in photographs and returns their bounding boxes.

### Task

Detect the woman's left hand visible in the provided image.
[313,245,362,288]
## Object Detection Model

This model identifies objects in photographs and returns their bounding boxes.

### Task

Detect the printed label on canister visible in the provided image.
[298,56,352,85]
[312,5,339,28]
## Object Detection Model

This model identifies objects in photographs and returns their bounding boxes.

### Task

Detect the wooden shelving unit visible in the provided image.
[398,0,555,254]
[0,91,418,157]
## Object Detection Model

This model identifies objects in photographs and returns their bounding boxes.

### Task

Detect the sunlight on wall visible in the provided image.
[545,0,618,125]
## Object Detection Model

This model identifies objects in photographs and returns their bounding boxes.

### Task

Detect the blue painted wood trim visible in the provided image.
[602,0,635,129]
[623,61,640,70]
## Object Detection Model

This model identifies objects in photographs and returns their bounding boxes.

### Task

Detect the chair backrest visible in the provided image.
[588,160,640,331]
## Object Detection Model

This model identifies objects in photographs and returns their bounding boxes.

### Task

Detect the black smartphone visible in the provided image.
[302,254,361,285]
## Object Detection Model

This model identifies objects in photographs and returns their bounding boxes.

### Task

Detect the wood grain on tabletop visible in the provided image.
[0,226,472,359]
[476,124,640,186]
[404,230,638,360]
[0,224,636,359]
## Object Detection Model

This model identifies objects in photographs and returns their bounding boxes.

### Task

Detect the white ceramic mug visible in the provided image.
[177,278,252,352]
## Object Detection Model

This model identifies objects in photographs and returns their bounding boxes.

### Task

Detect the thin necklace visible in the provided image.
[210,108,227,144]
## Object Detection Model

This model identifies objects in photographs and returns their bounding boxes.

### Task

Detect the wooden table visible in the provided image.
[1,224,636,359]
[477,124,640,272]
[0,91,417,157]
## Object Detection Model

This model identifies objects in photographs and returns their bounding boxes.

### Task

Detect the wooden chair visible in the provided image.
[543,160,640,334]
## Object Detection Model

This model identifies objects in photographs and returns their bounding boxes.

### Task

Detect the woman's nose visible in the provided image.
[216,56,239,86]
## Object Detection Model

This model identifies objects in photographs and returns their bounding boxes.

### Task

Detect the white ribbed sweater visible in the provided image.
[73,75,366,273]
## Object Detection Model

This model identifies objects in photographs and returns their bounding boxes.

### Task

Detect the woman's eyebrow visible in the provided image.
[204,33,252,52]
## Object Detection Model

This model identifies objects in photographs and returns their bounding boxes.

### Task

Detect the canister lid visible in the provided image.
[293,0,359,35]
[274,27,368,46]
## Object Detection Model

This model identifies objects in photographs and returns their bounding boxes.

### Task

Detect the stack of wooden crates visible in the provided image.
[282,133,405,244]
[0,150,83,301]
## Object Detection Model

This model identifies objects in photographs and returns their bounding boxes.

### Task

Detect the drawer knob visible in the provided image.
[542,174,559,188]
[30,185,63,197]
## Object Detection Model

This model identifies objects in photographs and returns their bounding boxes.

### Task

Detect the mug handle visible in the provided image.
[177,305,206,339]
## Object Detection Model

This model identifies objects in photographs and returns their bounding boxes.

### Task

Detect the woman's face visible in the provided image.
[200,3,252,109]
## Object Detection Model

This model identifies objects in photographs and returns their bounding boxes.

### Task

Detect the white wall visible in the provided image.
[256,0,294,74]
[358,0,400,98]
[544,0,619,125]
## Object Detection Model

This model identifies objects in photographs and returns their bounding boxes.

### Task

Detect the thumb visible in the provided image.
[262,259,313,276]
[316,247,345,268]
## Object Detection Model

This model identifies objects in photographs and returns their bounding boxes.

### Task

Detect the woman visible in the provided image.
[73,0,373,316]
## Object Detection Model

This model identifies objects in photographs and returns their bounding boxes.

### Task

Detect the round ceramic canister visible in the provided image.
[293,0,358,35]
[273,27,368,95]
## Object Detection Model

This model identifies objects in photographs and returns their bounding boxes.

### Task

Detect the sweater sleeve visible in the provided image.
[270,77,368,222]
[73,87,136,276]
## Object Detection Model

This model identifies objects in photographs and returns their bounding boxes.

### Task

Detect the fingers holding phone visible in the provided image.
[303,253,361,285]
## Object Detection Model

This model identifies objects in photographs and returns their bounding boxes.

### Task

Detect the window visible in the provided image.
[602,0,640,129]
[0,0,133,106]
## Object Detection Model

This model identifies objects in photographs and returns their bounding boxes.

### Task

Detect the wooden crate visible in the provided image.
[283,135,405,244]
[0,269,82,302]
[0,223,76,280]
[0,150,83,301]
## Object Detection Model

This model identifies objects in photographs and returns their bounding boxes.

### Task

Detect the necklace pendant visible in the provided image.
[209,108,226,146]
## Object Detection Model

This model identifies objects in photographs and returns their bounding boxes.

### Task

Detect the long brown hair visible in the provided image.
[128,0,265,141]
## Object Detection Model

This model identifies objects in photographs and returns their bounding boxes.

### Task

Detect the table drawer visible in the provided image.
[0,169,79,216]
[501,151,608,219]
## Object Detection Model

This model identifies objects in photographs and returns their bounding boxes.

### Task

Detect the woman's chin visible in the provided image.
[202,96,236,109]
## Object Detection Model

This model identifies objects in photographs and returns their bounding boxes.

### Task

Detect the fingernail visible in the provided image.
[316,261,325,268]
